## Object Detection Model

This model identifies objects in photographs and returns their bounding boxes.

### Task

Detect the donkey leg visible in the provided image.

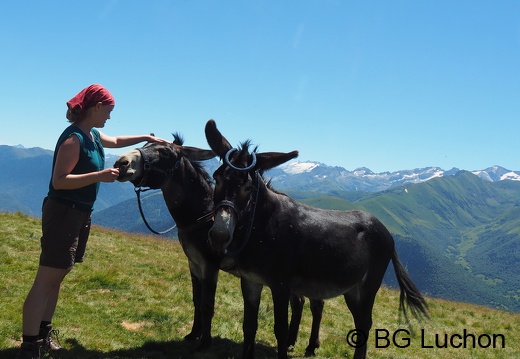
[344,261,389,359]
[241,278,263,359]
[271,286,292,359]
[287,294,304,348]
[184,269,202,341]
[305,299,324,357]
[197,267,219,350]
[344,290,377,359]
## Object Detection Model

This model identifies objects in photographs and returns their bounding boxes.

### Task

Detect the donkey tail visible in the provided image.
[392,249,429,322]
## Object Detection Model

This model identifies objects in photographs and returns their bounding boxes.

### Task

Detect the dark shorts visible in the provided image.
[39,197,92,269]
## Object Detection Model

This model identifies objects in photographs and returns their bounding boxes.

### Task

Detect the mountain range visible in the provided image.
[1,144,519,312]
[270,160,520,192]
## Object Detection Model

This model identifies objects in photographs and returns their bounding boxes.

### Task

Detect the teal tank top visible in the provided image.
[47,125,105,211]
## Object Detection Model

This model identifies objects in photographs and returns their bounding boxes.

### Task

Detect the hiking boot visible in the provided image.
[15,342,40,359]
[38,324,64,352]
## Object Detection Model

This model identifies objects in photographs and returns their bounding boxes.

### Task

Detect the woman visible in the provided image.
[16,84,167,359]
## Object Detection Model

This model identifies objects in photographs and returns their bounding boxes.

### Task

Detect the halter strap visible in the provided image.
[214,170,261,257]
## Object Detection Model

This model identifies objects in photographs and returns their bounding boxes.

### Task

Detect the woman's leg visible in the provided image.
[22,265,70,337]
[41,279,62,323]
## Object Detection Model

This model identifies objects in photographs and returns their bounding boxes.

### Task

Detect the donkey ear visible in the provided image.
[205,119,232,158]
[256,150,299,171]
[181,146,216,161]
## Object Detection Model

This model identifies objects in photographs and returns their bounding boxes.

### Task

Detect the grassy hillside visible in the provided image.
[1,212,518,358]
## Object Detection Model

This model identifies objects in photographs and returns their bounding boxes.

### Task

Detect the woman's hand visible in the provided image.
[100,132,169,148]
[98,168,120,183]
[147,135,169,144]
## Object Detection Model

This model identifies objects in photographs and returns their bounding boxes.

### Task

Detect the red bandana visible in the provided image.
[66,84,115,111]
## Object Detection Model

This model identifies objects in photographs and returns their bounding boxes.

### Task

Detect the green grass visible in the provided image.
[1,212,518,358]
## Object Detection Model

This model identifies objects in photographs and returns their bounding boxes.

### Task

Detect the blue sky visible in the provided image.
[1,1,518,173]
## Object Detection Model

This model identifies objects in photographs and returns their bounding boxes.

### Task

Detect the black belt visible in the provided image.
[45,196,93,212]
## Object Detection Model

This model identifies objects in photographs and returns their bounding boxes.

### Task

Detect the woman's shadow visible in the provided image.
[2,337,278,359]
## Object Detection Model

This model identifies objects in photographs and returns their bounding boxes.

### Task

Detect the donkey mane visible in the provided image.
[238,140,258,158]
[172,132,213,185]
[172,132,185,145]
[265,179,289,196]
[193,161,214,186]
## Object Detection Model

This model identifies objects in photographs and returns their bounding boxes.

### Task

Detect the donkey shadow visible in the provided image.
[1,337,278,359]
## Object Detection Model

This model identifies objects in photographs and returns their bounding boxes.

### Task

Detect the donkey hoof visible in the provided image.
[184,332,200,341]
[304,350,316,357]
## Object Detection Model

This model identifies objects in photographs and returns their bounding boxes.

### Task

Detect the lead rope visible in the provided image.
[135,187,177,235]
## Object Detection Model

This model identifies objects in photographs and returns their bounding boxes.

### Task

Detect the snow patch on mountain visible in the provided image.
[500,172,520,181]
[283,161,320,174]
[472,165,520,182]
